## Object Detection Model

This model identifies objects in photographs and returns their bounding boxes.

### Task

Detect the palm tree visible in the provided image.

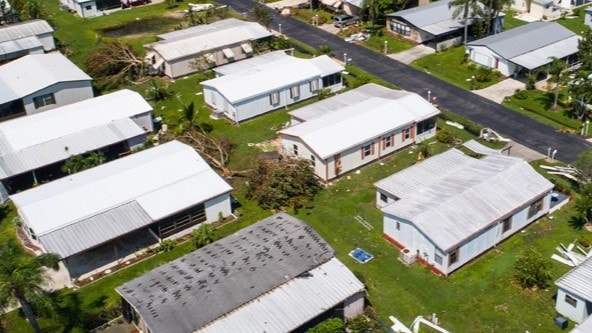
[192,223,215,249]
[481,0,512,36]
[448,0,482,45]
[0,240,60,333]
[547,56,568,110]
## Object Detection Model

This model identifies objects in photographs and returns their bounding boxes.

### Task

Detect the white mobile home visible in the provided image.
[278,84,439,181]
[0,19,55,63]
[375,149,554,276]
[201,52,344,123]
[11,140,232,279]
[555,256,592,324]
[0,89,153,201]
[145,18,272,79]
[0,53,93,121]
[116,213,364,333]
[61,0,122,18]
[466,22,579,77]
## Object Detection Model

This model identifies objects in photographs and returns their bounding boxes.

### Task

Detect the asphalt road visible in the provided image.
[220,0,591,163]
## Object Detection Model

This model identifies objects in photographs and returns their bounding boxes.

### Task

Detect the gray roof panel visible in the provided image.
[386,0,457,29]
[556,256,592,302]
[39,201,152,258]
[116,213,335,333]
[467,22,576,60]
[0,19,53,43]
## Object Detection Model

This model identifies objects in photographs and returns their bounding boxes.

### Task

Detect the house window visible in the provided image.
[383,135,393,149]
[309,79,319,92]
[565,294,578,307]
[380,192,388,203]
[416,118,436,135]
[310,155,315,167]
[396,221,400,230]
[527,198,544,218]
[390,21,411,36]
[293,144,298,156]
[269,92,280,105]
[361,143,373,159]
[33,93,56,109]
[85,5,92,10]
[402,128,411,140]
[448,248,459,265]
[502,217,512,233]
[290,86,300,99]
[322,73,340,87]
[435,254,443,265]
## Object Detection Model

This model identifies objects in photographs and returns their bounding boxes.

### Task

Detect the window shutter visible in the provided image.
[411,126,415,139]
[371,143,375,154]
[391,134,394,145]
[361,147,364,159]
[382,138,386,150]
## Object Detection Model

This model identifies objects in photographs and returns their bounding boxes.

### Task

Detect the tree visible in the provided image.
[480,0,511,36]
[547,56,568,110]
[306,317,344,333]
[10,0,45,21]
[361,0,393,28]
[251,5,272,30]
[575,149,592,182]
[61,151,105,174]
[448,0,482,45]
[86,41,144,90]
[191,223,215,249]
[246,158,322,211]
[578,26,592,72]
[416,141,431,161]
[513,247,552,289]
[173,129,235,175]
[574,183,592,228]
[145,79,172,102]
[0,240,60,333]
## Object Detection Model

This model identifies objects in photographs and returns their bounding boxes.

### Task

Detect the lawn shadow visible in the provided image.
[568,215,586,230]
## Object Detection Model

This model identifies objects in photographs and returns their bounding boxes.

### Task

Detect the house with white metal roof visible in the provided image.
[116,213,364,333]
[0,89,152,202]
[144,18,272,79]
[278,84,439,181]
[511,0,580,20]
[11,140,232,279]
[0,53,93,121]
[555,256,592,324]
[375,148,554,276]
[466,22,580,77]
[385,0,493,49]
[202,51,344,123]
[61,0,122,18]
[0,19,55,63]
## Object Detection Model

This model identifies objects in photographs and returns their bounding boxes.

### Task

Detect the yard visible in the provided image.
[2,2,592,332]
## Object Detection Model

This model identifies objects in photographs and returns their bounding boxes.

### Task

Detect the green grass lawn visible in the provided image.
[502,10,529,30]
[411,46,503,90]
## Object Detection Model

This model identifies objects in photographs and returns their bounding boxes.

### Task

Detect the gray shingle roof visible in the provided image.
[116,213,335,333]
[467,22,576,60]
[377,149,554,251]
[556,256,592,302]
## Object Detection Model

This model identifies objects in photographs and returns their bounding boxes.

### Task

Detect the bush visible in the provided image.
[436,128,455,144]
[513,247,552,289]
[158,239,176,252]
[514,89,528,100]
[526,74,537,90]
[475,66,494,82]
[307,318,344,333]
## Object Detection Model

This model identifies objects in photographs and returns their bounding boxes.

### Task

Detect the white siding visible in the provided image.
[23,80,94,115]
[280,135,326,180]
[376,190,397,209]
[131,111,154,133]
[556,288,591,323]
[468,46,515,76]
[162,44,251,79]
[76,1,100,18]
[204,193,232,223]
[385,193,552,275]
[38,32,56,52]
[343,291,365,319]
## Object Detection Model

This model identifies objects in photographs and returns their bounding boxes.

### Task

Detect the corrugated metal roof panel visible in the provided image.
[280,93,439,159]
[39,201,152,258]
[509,35,580,70]
[197,258,364,333]
[0,118,144,178]
[467,22,576,60]
[149,18,272,61]
[10,141,231,239]
[0,36,42,56]
[116,213,336,333]
[0,19,53,43]
[387,0,457,29]
[556,256,592,302]
[0,53,91,104]
[380,149,554,250]
[201,55,344,103]
[213,50,289,76]
[289,83,410,121]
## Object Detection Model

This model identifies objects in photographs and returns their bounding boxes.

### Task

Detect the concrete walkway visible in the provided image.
[388,44,435,65]
[473,78,525,104]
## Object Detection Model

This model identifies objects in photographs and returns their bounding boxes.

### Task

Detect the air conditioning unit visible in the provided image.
[400,248,417,265]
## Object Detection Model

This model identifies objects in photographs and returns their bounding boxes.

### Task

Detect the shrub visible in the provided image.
[158,239,176,252]
[475,66,494,82]
[436,128,455,144]
[514,89,528,100]
[513,247,552,289]
[526,74,537,90]
[307,318,343,333]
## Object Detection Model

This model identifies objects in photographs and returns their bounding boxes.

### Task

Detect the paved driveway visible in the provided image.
[473,78,525,104]
[218,0,591,162]
[389,44,435,65]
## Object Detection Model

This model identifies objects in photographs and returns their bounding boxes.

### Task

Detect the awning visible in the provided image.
[241,43,253,54]
[222,48,234,59]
